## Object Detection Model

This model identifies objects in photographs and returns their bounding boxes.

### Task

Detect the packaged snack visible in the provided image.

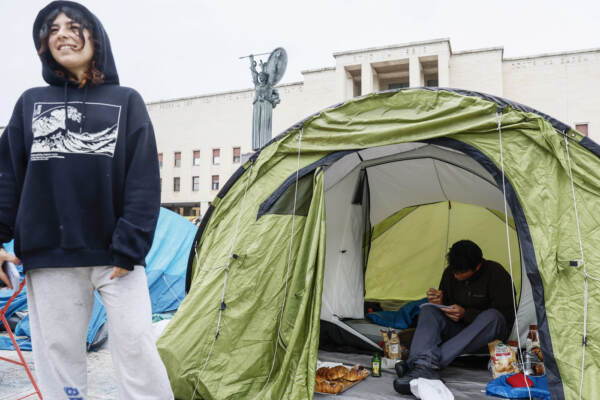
[488,340,519,378]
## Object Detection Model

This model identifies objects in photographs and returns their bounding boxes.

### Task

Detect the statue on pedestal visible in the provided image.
[248,48,287,150]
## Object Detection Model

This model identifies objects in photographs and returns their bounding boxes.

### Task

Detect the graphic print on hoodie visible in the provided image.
[0,1,160,272]
[31,102,120,160]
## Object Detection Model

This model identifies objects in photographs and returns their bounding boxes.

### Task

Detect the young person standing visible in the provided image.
[0,2,173,398]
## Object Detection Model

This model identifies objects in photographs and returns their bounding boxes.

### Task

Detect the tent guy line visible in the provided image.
[497,110,533,400]
[564,132,589,400]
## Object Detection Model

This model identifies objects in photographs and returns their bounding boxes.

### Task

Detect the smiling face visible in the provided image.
[48,12,94,81]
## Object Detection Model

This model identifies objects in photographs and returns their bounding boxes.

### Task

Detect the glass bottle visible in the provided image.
[372,353,382,377]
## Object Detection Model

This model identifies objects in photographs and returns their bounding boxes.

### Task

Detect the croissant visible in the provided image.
[327,365,349,381]
[343,365,369,382]
[316,367,329,379]
[315,380,344,394]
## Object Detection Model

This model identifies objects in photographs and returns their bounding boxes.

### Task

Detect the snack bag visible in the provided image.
[488,340,519,378]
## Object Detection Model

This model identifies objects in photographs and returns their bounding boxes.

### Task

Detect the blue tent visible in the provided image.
[0,207,197,351]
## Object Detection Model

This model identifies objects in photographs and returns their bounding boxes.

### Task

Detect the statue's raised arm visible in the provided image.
[249,55,259,85]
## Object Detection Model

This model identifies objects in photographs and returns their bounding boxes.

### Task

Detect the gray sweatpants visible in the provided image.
[408,306,507,370]
[26,266,174,400]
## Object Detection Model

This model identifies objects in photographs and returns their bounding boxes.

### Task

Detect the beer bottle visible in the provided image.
[372,353,382,377]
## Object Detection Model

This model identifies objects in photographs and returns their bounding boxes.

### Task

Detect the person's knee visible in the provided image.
[477,309,506,330]
[417,306,446,326]
[420,305,445,318]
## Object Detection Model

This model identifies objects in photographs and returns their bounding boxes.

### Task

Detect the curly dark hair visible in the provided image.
[447,240,483,273]
[37,5,104,87]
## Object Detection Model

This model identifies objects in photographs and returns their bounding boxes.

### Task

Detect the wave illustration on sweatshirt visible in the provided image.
[31,102,120,157]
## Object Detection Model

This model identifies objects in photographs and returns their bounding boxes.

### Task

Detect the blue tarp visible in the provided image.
[486,373,550,399]
[366,298,427,329]
[0,207,197,351]
[0,336,32,351]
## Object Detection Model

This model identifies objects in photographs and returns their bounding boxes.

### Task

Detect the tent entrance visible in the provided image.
[321,142,534,349]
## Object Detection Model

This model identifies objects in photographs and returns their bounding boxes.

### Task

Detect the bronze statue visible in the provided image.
[248,48,287,150]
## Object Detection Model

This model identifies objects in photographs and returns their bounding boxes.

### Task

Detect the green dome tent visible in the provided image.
[157,88,599,400]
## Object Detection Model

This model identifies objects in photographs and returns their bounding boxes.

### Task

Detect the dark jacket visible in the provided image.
[0,1,160,271]
[439,259,515,330]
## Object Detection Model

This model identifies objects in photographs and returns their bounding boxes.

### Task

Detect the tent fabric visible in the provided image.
[321,167,365,321]
[158,171,327,400]
[0,336,32,351]
[160,88,600,400]
[365,201,522,302]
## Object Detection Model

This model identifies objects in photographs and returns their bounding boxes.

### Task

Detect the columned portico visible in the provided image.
[361,62,374,95]
[438,52,450,87]
[409,56,424,87]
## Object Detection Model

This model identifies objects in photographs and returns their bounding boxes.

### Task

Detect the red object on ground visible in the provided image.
[507,372,534,388]
[0,278,43,399]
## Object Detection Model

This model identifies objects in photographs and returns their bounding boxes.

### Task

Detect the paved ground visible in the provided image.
[2,334,495,400]
[0,319,171,399]
[0,344,118,400]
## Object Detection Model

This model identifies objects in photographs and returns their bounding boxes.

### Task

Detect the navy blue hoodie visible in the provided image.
[0,1,160,271]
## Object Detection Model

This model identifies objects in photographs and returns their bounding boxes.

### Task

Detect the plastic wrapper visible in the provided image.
[488,340,519,378]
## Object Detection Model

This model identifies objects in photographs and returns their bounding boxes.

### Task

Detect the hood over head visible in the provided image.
[33,1,119,86]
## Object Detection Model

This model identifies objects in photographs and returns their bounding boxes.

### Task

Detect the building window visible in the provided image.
[158,153,163,168]
[193,150,200,166]
[211,175,219,191]
[192,176,200,191]
[576,123,589,136]
[212,149,221,165]
[426,79,438,87]
[233,147,241,163]
[388,82,409,90]
[174,152,181,167]
[173,177,180,192]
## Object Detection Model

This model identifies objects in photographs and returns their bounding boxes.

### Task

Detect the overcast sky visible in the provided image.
[1,0,599,123]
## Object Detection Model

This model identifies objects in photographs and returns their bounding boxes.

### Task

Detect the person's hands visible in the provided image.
[426,288,443,305]
[109,266,129,280]
[0,248,21,290]
[442,304,465,322]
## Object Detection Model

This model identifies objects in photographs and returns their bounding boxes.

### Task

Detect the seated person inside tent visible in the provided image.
[394,240,515,395]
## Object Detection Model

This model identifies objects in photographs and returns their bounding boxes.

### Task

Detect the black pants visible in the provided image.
[407,306,507,370]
